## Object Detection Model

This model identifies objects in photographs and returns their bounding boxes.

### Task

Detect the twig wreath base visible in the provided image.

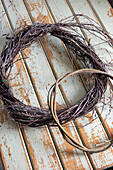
[0,15,113,153]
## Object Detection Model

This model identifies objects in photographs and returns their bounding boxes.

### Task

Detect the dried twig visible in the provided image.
[0,14,113,153]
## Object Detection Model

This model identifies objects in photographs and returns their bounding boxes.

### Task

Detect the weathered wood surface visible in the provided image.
[0,0,113,169]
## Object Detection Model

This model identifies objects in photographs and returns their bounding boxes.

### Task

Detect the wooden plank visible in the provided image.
[0,1,63,169]
[3,0,93,169]
[0,3,33,170]
[85,2,113,84]
[66,0,113,169]
[87,0,113,34]
[21,0,94,169]
[18,0,113,169]
[10,54,63,170]
[66,0,113,133]
[46,0,113,169]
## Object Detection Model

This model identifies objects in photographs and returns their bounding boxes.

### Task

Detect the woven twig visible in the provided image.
[0,14,113,153]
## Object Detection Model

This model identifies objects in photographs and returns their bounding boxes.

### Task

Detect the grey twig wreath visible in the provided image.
[0,14,113,153]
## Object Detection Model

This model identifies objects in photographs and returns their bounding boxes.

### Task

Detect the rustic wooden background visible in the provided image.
[0,0,113,169]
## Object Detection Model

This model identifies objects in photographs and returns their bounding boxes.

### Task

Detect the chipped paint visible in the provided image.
[0,146,7,170]
[107,8,113,17]
[1,0,113,169]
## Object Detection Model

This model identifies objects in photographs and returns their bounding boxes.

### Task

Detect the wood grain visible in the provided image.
[46,0,113,169]
[0,0,113,169]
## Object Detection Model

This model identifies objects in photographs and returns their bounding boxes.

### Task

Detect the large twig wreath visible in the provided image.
[1,14,113,153]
